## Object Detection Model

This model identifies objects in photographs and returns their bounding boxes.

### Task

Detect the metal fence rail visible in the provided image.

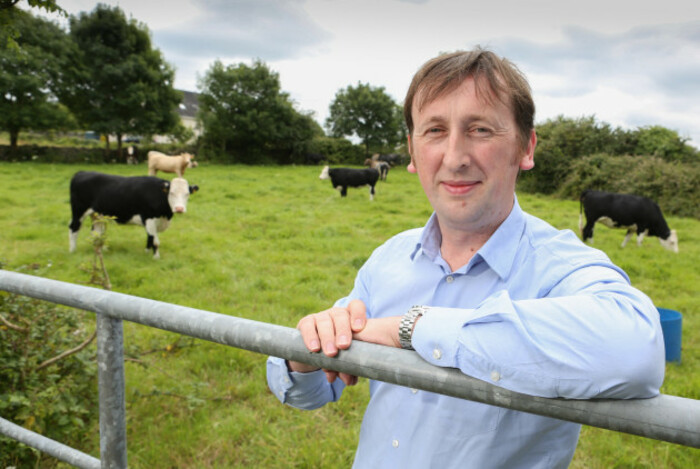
[1,269,699,468]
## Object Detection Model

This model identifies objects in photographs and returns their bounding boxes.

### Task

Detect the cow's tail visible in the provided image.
[578,190,590,234]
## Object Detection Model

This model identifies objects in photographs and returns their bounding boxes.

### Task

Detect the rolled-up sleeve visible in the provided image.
[412,267,665,399]
[266,356,346,410]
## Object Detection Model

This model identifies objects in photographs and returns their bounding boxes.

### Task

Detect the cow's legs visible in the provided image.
[340,186,348,197]
[581,218,596,244]
[144,218,161,259]
[636,229,648,247]
[369,184,375,201]
[621,229,634,248]
[68,208,93,252]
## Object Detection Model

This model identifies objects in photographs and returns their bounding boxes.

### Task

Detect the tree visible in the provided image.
[520,115,620,194]
[58,4,181,157]
[0,0,65,50]
[0,9,75,150]
[198,59,321,164]
[326,82,404,156]
[632,125,698,163]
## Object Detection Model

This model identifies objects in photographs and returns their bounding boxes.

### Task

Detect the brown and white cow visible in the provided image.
[363,158,390,181]
[69,171,199,259]
[147,151,197,178]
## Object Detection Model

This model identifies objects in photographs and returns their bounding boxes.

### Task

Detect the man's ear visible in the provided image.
[519,130,537,171]
[407,134,417,173]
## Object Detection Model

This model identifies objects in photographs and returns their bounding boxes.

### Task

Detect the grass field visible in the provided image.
[0,162,698,468]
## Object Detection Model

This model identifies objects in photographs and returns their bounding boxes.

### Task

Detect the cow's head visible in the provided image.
[659,229,679,253]
[181,152,198,168]
[319,165,330,180]
[166,178,198,214]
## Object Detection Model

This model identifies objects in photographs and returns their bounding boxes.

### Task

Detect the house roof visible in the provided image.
[177,90,200,119]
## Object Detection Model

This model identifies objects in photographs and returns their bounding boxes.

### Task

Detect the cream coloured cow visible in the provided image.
[147,151,196,178]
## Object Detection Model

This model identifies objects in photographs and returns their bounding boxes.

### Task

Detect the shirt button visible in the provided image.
[490,371,501,382]
[411,388,418,394]
[278,390,285,398]
[433,348,442,360]
[446,275,454,283]
[392,439,399,448]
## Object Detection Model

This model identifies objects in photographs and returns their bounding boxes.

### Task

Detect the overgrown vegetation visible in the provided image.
[0,267,98,467]
[0,214,115,466]
[0,162,697,468]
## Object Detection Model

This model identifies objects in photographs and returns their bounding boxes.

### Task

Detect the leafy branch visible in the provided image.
[36,214,114,370]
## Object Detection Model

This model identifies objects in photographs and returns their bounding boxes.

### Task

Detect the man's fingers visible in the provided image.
[339,372,359,386]
[325,370,359,386]
[348,299,367,332]
[329,307,353,350]
[297,315,322,352]
[297,302,366,357]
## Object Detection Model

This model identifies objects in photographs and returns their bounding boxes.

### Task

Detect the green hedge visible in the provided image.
[556,154,700,218]
[0,285,98,467]
[306,136,365,165]
[0,144,198,164]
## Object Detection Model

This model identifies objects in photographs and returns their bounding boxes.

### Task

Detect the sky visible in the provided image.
[37,0,700,148]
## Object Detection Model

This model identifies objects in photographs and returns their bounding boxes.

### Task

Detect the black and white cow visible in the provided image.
[579,190,678,253]
[319,165,379,200]
[69,171,199,259]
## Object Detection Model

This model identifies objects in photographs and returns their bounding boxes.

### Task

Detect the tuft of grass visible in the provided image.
[0,162,697,468]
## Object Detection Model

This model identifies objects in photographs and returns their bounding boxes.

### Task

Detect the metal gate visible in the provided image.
[1,270,699,468]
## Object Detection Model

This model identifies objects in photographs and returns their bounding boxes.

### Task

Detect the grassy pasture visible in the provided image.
[0,162,697,468]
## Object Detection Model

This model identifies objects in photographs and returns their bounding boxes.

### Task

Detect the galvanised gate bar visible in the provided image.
[1,269,699,468]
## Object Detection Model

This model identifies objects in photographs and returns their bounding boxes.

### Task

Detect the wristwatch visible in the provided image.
[399,305,428,350]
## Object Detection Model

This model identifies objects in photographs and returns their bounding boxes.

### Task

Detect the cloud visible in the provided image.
[153,0,331,61]
[495,22,700,101]
[487,21,700,144]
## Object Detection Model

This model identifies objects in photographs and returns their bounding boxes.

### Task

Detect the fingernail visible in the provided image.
[354,319,364,329]
[325,341,336,353]
[338,334,349,346]
[309,339,320,351]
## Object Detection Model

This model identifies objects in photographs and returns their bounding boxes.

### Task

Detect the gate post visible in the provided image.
[97,314,127,468]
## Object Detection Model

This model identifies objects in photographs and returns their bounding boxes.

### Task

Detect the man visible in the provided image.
[267,48,665,468]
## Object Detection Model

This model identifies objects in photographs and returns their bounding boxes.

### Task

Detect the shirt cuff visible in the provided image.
[266,356,332,406]
[411,307,471,368]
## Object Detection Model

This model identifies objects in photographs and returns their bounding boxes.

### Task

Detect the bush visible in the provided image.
[0,143,199,165]
[0,285,98,467]
[557,154,700,218]
[307,136,365,165]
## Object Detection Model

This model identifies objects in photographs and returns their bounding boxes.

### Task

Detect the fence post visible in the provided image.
[96,314,127,469]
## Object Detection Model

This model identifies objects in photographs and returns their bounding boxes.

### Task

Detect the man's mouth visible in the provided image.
[441,180,480,195]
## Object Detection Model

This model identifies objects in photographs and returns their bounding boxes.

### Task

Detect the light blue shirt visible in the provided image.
[267,199,665,468]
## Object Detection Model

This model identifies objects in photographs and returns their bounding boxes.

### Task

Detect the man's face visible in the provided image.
[408,77,536,237]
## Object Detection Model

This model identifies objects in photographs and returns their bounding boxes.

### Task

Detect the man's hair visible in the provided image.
[404,47,535,149]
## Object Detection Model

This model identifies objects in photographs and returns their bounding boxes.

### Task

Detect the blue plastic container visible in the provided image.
[658,308,682,363]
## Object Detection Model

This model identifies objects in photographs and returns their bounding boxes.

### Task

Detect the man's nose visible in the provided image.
[443,133,472,169]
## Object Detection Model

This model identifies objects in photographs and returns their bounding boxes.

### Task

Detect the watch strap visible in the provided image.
[399,305,427,350]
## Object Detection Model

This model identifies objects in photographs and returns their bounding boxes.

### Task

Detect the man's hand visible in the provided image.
[287,300,407,385]
[288,299,367,385]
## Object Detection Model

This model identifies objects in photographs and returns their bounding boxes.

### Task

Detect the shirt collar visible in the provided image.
[478,197,526,280]
[411,212,441,262]
[410,196,526,280]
